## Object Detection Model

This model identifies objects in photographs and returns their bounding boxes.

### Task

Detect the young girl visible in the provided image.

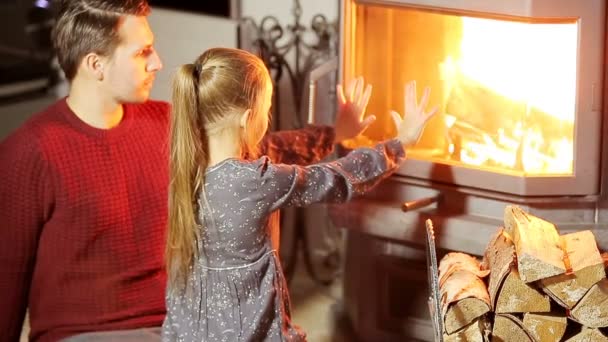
[162,48,437,341]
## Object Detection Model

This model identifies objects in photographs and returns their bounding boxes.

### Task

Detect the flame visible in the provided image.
[442,17,578,174]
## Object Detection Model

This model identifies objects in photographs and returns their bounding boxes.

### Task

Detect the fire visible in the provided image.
[344,6,579,176]
[441,17,578,175]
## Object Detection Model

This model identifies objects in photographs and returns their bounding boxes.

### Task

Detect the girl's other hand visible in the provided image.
[334,77,376,143]
[391,80,439,147]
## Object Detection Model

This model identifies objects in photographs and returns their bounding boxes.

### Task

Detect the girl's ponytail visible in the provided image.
[166,63,207,289]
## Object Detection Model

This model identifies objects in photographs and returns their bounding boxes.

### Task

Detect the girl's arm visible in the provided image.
[259,80,437,212]
[257,139,405,212]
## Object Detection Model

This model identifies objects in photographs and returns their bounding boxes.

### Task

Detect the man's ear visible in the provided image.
[240,109,251,129]
[83,53,104,81]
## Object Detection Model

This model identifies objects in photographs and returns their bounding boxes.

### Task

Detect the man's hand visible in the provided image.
[391,80,439,147]
[334,77,376,144]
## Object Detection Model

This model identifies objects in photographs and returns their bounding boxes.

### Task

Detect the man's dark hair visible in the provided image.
[52,0,151,80]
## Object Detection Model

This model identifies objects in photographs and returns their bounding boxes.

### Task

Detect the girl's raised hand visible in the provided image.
[334,77,376,143]
[390,80,439,147]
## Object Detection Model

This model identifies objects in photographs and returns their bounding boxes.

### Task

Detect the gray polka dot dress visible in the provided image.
[162,139,405,341]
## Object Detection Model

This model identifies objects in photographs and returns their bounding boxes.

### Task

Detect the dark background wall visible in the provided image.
[148,1,230,17]
[0,0,231,54]
[0,0,33,51]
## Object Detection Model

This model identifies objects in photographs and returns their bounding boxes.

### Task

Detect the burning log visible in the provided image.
[570,279,608,328]
[563,327,608,341]
[444,73,573,143]
[483,227,551,313]
[522,313,567,342]
[540,230,606,309]
[504,205,567,283]
[438,252,491,334]
[491,314,534,342]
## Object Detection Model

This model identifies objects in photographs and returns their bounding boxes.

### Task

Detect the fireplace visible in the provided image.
[326,0,608,340]
[340,0,605,196]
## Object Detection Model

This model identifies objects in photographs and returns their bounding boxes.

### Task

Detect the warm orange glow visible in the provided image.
[441,18,577,174]
[344,7,579,176]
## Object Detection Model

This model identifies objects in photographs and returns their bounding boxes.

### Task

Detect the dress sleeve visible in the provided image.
[253,139,405,213]
[0,131,52,341]
[257,125,335,165]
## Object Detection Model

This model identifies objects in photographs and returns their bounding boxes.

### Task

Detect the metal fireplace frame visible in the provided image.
[339,0,606,197]
[329,1,608,340]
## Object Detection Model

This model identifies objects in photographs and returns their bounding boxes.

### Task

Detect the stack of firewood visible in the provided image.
[439,205,608,341]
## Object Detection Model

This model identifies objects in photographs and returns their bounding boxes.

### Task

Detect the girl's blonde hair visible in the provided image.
[167,48,271,289]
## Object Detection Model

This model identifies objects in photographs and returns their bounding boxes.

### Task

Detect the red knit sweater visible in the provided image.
[0,98,336,342]
[0,99,170,342]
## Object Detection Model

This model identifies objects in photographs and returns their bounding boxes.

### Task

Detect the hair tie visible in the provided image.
[193,63,202,75]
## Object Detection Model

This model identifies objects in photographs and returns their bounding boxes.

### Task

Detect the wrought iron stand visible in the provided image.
[238,0,341,285]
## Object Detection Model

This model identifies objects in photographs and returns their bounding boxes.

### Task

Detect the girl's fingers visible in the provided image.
[337,84,346,104]
[419,86,431,109]
[424,105,440,124]
[354,77,363,104]
[360,114,376,129]
[390,110,402,131]
[405,81,415,114]
[347,79,357,102]
[358,84,372,116]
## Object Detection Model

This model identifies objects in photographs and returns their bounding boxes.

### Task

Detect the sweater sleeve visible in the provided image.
[254,139,405,213]
[258,125,335,165]
[0,131,52,341]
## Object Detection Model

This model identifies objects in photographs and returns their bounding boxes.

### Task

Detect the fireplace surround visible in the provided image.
[326,0,608,340]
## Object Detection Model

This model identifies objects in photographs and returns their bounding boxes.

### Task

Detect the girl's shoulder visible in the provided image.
[206,156,274,177]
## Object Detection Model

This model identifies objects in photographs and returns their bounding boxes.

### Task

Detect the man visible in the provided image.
[0,1,375,341]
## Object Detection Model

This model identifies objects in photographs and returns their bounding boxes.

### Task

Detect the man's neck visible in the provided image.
[66,80,124,129]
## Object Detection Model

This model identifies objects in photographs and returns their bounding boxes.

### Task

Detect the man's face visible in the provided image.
[103,15,162,103]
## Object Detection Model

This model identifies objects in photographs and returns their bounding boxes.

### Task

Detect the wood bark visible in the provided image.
[482,228,515,310]
[439,252,491,334]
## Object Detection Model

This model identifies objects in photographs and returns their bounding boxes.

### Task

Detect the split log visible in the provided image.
[522,313,567,342]
[540,230,606,309]
[438,252,491,334]
[495,265,551,313]
[504,205,567,283]
[482,227,550,313]
[564,327,608,341]
[482,228,515,309]
[570,279,608,328]
[491,314,534,342]
[444,318,486,342]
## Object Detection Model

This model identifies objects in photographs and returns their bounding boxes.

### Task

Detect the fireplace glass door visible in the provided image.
[340,0,605,196]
